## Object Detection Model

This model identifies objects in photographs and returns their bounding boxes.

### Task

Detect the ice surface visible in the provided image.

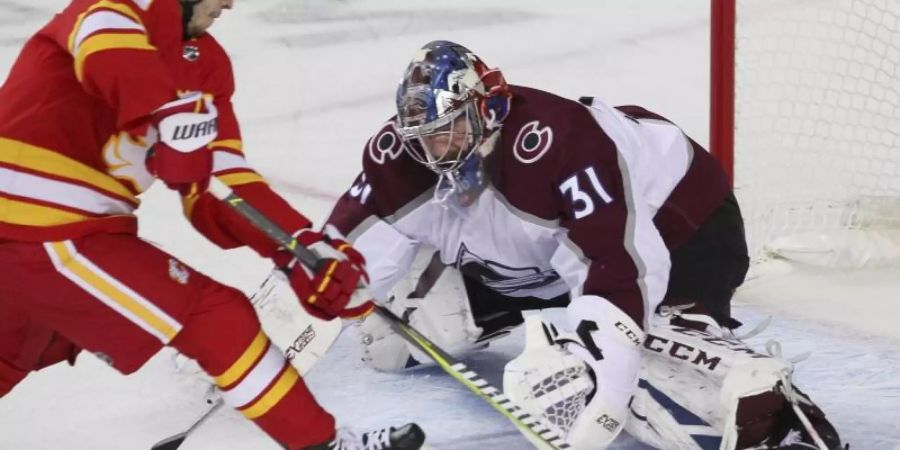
[0,1,898,449]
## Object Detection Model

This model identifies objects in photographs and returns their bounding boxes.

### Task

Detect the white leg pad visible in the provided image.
[357,264,483,372]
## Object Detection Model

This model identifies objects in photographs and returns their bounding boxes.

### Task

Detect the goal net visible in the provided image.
[712,0,900,267]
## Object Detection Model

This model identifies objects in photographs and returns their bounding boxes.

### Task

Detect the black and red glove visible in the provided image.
[274,230,375,321]
[145,92,218,194]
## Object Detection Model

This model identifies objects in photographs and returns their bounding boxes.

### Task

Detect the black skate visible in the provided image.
[306,423,426,450]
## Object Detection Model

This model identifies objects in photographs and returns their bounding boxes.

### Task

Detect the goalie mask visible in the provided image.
[395,41,511,207]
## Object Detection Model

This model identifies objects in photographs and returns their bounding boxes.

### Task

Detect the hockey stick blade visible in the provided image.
[151,397,224,450]
[251,272,343,377]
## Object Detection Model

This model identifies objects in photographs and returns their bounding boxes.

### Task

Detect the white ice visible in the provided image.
[0,1,898,449]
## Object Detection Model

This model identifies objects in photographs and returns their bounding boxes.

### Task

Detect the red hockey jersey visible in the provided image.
[0,0,309,256]
[0,0,181,241]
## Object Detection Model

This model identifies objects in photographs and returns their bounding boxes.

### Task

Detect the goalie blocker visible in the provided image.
[358,267,844,450]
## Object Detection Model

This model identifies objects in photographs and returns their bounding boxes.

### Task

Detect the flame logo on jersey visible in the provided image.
[168,258,190,285]
[103,132,155,193]
[455,243,560,294]
[513,121,554,164]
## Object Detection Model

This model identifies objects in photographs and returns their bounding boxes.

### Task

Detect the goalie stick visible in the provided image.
[206,177,571,450]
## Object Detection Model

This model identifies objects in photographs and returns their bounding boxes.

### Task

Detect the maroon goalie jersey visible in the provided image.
[326,86,729,327]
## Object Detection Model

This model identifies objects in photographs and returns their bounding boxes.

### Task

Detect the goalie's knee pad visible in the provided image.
[357,269,485,372]
[357,305,416,372]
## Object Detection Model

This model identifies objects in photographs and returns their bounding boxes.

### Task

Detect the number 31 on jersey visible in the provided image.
[559,166,613,219]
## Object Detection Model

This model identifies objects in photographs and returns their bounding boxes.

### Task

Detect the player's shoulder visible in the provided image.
[489,86,622,219]
[500,85,611,168]
[362,119,407,168]
[173,33,235,97]
[44,0,181,46]
[183,33,232,68]
[360,117,437,215]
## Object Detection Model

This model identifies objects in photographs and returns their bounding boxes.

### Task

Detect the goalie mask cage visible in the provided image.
[711,0,900,262]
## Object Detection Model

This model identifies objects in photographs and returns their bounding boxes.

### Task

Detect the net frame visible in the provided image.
[710,0,900,261]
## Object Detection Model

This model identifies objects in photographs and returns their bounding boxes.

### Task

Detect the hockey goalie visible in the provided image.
[321,40,845,449]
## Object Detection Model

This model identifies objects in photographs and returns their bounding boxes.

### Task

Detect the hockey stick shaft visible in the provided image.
[207,177,570,450]
[209,178,322,270]
[374,306,569,450]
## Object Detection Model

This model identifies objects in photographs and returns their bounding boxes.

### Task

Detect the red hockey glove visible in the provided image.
[145,92,218,193]
[274,230,375,321]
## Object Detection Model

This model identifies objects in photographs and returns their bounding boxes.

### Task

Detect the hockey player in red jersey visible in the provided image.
[0,1,424,449]
[324,41,844,449]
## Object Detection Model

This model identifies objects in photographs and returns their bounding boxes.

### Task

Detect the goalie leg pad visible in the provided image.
[564,296,645,449]
[357,268,483,372]
[357,304,416,372]
[731,385,842,449]
[629,317,843,450]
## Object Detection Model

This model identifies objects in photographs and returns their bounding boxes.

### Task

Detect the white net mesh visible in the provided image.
[733,0,900,261]
[527,363,592,435]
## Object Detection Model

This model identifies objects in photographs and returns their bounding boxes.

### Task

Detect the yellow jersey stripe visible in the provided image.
[315,261,339,293]
[181,191,201,218]
[0,197,93,226]
[75,33,155,81]
[214,331,269,388]
[211,139,243,153]
[216,172,265,187]
[0,137,137,202]
[45,241,180,343]
[240,366,300,420]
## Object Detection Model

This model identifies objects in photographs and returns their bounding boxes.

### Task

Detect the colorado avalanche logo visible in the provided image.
[368,126,404,164]
[513,121,554,164]
[456,243,560,294]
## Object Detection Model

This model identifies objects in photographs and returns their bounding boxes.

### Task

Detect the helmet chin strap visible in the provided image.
[476,128,501,157]
[180,0,202,39]
[433,132,498,209]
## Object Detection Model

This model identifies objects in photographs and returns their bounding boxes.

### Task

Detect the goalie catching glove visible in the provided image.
[274,230,375,321]
[145,92,218,194]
